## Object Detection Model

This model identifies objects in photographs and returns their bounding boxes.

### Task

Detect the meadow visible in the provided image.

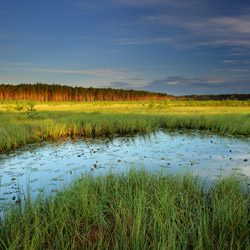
[0,100,250,152]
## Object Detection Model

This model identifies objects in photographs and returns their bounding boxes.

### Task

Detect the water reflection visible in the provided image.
[0,129,249,209]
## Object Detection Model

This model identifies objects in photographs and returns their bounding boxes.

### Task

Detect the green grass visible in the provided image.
[0,100,249,152]
[0,169,249,249]
[0,101,249,249]
[1,111,250,152]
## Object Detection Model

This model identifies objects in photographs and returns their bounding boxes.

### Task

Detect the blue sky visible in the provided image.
[1,0,250,95]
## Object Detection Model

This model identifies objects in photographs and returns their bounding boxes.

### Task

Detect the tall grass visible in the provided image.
[0,170,249,249]
[0,112,249,152]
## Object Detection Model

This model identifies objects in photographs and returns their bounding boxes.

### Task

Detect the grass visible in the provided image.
[1,100,250,114]
[0,101,249,249]
[0,169,249,249]
[0,101,250,152]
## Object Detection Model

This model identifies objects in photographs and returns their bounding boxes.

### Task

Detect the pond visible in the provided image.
[0,129,249,210]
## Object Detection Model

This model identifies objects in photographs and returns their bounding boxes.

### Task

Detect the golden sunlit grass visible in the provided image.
[1,100,250,114]
[35,103,250,114]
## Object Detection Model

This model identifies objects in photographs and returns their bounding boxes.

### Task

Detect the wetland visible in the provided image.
[0,101,250,249]
[0,129,249,207]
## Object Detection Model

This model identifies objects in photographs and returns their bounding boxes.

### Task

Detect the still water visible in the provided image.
[0,129,249,208]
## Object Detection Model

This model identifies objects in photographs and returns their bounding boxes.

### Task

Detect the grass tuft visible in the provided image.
[0,170,249,249]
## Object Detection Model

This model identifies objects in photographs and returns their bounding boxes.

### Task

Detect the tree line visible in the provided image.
[177,94,250,101]
[0,83,249,102]
[0,83,172,102]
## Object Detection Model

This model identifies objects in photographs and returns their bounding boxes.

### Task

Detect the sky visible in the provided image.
[1,0,250,95]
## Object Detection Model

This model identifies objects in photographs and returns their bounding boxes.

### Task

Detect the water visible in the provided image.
[0,129,249,209]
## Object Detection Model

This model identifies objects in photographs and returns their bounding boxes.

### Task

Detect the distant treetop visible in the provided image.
[0,83,249,102]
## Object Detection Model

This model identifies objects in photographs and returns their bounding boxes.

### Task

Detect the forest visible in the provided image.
[0,83,171,102]
[0,83,249,102]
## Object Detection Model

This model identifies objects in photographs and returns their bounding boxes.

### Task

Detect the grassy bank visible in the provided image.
[0,101,249,152]
[0,170,249,249]
[1,111,250,152]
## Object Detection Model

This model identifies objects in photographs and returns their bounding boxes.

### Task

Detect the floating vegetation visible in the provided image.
[0,129,249,206]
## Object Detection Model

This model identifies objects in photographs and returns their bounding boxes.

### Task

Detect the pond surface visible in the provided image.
[0,129,249,209]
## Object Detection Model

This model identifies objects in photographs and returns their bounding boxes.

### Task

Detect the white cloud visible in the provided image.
[147,76,224,87]
[117,0,166,5]
[115,37,173,45]
[64,0,98,9]
[229,68,250,73]
[116,0,196,7]
[195,39,250,48]
[148,13,250,34]
[210,16,250,34]
[30,68,127,79]
[222,59,250,64]
[222,60,236,64]
[33,68,117,75]
[0,61,35,66]
[147,13,250,48]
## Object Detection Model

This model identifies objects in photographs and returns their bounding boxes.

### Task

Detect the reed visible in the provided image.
[0,170,249,249]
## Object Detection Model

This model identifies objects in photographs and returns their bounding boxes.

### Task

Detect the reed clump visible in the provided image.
[0,170,249,249]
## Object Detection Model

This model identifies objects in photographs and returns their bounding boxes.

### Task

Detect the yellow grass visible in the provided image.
[1,102,249,114]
